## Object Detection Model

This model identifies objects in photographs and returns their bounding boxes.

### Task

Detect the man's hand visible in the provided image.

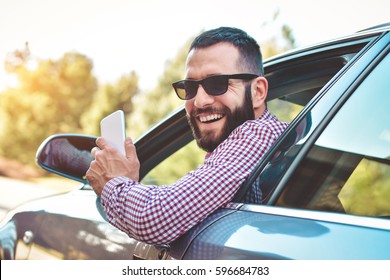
[86,137,140,197]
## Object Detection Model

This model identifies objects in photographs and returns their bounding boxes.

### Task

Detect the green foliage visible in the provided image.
[268,99,303,123]
[0,51,97,165]
[142,141,206,185]
[0,43,139,167]
[81,72,138,136]
[339,159,390,216]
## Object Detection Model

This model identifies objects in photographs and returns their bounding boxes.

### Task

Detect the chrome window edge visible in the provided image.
[238,204,390,231]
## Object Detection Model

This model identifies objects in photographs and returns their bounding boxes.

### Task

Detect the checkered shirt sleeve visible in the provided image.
[100,109,288,245]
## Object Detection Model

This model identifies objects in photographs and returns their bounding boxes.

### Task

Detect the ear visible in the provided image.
[251,76,268,110]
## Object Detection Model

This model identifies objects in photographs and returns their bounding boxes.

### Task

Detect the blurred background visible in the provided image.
[0,0,389,220]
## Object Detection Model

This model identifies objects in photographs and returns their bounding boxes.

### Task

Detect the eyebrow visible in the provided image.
[184,73,226,80]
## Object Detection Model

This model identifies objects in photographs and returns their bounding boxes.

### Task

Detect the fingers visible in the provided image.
[91,146,100,158]
[96,137,108,149]
[85,166,104,197]
[90,137,107,158]
[124,137,136,159]
[92,137,118,157]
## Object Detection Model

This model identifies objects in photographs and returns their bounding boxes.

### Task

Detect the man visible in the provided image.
[86,27,288,245]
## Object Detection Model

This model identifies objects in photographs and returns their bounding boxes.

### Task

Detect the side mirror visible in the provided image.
[36,134,97,183]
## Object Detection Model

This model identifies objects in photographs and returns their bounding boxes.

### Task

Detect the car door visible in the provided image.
[21,189,139,259]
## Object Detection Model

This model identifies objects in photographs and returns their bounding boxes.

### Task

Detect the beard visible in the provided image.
[187,85,255,152]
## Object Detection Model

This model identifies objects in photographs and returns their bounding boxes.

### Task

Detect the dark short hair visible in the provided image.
[190,27,264,76]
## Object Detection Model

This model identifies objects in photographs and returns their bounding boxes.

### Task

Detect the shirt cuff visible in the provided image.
[100,176,134,208]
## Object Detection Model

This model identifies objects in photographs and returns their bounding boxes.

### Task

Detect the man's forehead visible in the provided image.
[185,43,240,79]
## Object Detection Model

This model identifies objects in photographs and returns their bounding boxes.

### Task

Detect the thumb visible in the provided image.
[124,137,136,158]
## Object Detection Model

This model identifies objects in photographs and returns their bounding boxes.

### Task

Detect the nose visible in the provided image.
[193,85,214,108]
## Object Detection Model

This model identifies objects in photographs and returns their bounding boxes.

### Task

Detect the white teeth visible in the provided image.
[199,114,223,123]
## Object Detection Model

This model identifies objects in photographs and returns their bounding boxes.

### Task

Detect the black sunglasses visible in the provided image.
[172,73,259,100]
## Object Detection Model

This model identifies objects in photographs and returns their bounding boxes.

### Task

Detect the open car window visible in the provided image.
[141,140,205,185]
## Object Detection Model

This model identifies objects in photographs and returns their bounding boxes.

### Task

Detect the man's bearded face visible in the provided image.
[188,85,254,152]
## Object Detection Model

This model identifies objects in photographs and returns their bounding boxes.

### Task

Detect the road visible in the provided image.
[0,176,80,222]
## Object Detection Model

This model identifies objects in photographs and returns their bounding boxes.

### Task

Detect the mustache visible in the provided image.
[190,106,230,118]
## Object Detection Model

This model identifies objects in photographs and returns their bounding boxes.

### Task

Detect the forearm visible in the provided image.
[100,167,244,245]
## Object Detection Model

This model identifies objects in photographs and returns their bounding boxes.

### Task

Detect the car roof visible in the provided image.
[265,22,390,65]
[265,23,390,105]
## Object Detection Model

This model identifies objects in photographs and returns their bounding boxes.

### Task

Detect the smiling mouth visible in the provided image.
[199,113,224,123]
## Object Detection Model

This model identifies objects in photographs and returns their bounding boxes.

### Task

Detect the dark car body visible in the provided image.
[1,24,390,260]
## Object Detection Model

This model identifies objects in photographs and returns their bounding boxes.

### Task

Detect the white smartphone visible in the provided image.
[100,110,126,155]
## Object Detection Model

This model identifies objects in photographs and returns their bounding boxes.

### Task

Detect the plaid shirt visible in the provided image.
[100,109,288,245]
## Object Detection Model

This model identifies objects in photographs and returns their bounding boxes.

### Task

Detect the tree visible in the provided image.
[0,49,97,165]
[80,71,138,136]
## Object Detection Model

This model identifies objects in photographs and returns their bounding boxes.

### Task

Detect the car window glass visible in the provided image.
[268,98,303,123]
[276,53,390,217]
[241,112,313,204]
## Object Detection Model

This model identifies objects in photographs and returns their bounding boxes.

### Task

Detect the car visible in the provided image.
[1,23,390,260]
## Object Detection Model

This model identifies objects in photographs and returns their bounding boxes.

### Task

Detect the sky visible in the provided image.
[0,0,389,91]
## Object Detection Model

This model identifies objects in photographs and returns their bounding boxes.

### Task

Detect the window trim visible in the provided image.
[239,204,390,231]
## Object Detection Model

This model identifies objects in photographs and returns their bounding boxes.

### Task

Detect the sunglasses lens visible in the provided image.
[173,75,231,100]
[176,88,187,100]
[203,76,228,96]
[184,81,198,100]
[173,81,193,100]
